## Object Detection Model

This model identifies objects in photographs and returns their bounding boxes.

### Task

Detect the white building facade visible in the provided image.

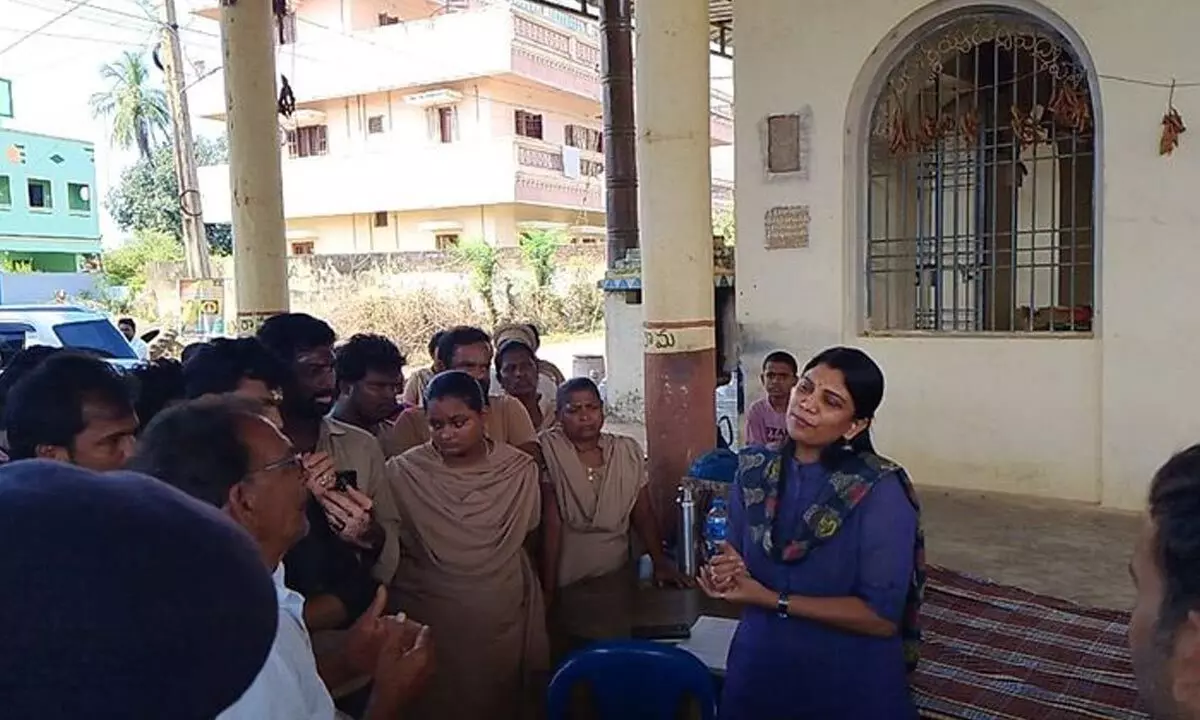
[187,0,733,254]
[729,0,1200,509]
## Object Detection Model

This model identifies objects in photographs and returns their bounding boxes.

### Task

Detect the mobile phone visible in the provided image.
[333,470,358,491]
[631,623,692,641]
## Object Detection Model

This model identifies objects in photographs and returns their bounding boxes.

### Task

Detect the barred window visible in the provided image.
[864,12,1095,334]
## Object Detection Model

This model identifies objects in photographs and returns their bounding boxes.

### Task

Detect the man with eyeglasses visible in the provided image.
[129,395,433,719]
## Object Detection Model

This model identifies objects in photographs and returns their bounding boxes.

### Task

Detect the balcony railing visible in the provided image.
[188,2,603,116]
[188,1,733,135]
[196,136,604,222]
[514,136,604,177]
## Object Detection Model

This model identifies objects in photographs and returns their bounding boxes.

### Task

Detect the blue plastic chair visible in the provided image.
[547,640,718,720]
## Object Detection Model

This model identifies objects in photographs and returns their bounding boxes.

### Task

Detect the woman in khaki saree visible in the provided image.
[387,370,548,720]
[539,378,691,652]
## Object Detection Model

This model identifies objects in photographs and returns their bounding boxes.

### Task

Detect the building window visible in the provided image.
[565,124,602,152]
[429,106,458,144]
[373,211,389,228]
[291,241,315,255]
[0,176,10,209]
[67,183,91,213]
[435,233,460,251]
[286,125,328,158]
[378,12,399,25]
[26,179,51,210]
[279,13,297,44]
[863,12,1095,334]
[367,115,386,134]
[515,110,544,140]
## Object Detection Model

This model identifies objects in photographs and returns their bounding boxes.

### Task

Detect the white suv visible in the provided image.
[0,305,140,369]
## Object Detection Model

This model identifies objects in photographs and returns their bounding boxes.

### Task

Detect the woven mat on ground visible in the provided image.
[913,567,1147,720]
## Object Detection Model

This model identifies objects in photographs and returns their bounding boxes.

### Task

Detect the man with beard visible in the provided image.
[1130,444,1200,719]
[331,334,407,447]
[257,314,402,635]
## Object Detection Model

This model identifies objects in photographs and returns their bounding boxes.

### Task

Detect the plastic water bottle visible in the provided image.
[704,496,729,559]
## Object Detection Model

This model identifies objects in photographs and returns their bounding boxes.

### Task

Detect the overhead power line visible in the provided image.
[0,0,101,56]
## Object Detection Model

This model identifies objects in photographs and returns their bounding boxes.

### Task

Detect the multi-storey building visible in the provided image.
[187,0,734,255]
[0,125,101,271]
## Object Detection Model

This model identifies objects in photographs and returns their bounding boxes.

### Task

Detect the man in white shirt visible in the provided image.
[118,317,150,360]
[130,395,434,719]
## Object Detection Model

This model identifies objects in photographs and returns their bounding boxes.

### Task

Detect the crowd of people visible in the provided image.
[0,315,1197,720]
[0,315,688,719]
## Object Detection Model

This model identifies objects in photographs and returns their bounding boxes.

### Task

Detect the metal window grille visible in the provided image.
[515,110,545,140]
[865,13,1095,333]
[286,125,328,158]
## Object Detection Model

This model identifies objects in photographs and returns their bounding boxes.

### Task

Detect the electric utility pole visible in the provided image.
[160,0,213,279]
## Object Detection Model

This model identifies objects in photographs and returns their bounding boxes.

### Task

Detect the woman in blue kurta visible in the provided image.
[699,346,924,719]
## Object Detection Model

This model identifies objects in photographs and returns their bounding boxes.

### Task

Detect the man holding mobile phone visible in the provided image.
[257,314,403,634]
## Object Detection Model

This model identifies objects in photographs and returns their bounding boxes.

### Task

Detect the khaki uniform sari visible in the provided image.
[539,429,647,642]
[387,442,548,720]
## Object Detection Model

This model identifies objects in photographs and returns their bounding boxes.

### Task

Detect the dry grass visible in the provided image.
[309,288,477,365]
[305,269,604,365]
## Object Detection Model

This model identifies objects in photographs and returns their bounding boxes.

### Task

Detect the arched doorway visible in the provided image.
[861,9,1097,334]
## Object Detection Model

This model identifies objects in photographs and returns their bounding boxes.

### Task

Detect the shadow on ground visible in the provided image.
[921,488,1139,609]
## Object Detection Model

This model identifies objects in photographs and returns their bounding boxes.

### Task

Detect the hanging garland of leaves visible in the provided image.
[1160,80,1186,156]
[883,80,1091,157]
[873,15,1094,156]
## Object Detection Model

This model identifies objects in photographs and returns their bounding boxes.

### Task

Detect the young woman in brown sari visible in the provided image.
[387,370,548,720]
[539,378,691,652]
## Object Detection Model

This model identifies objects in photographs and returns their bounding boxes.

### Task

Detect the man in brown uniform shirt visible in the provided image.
[332,333,407,442]
[379,326,538,459]
[257,314,403,629]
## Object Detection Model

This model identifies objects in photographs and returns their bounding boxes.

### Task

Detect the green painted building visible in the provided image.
[0,113,102,272]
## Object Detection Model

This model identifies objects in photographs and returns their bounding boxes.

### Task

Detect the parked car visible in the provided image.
[0,306,140,369]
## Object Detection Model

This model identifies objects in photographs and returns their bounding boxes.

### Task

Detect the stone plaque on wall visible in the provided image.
[762,106,812,180]
[764,205,810,250]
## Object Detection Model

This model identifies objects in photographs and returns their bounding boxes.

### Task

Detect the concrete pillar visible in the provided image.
[220,0,289,335]
[600,0,638,266]
[635,0,715,531]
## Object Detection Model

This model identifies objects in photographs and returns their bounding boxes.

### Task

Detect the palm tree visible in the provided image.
[89,51,171,160]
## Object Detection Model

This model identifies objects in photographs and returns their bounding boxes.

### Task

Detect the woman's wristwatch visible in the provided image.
[776,591,789,618]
